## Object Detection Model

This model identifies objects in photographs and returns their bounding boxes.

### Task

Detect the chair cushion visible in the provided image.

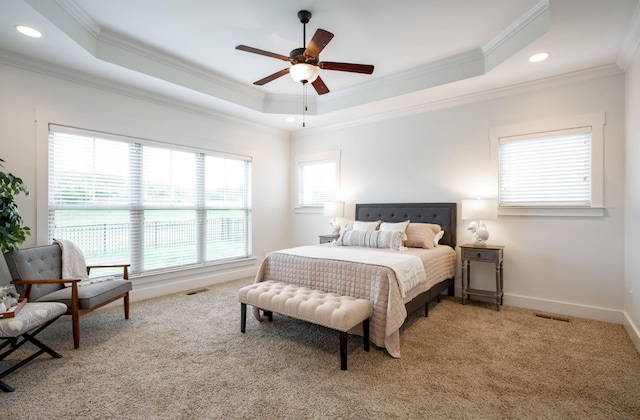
[0,302,67,338]
[35,279,132,310]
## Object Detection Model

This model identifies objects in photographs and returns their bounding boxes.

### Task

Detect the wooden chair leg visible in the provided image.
[124,293,130,319]
[72,312,80,349]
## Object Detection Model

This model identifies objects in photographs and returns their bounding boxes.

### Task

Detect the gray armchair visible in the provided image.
[3,244,131,348]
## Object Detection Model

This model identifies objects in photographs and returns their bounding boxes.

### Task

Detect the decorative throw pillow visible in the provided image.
[434,230,445,246]
[336,229,404,250]
[337,218,352,235]
[404,223,440,249]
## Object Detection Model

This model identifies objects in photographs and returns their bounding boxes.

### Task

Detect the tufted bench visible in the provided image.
[238,281,374,370]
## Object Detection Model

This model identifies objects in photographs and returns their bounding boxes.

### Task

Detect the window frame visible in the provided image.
[46,124,253,276]
[293,151,341,213]
[489,112,605,217]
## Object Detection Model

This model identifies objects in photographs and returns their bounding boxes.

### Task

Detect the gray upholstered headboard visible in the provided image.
[354,203,457,248]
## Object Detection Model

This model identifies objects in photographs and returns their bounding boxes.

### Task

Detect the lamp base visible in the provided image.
[473,227,490,247]
[330,219,341,236]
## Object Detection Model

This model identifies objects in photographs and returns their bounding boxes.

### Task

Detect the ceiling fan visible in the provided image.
[235,10,374,95]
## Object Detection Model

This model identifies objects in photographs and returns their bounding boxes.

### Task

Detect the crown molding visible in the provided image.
[0,51,285,136]
[483,0,549,57]
[53,0,100,36]
[24,0,550,118]
[617,1,640,71]
[293,63,623,138]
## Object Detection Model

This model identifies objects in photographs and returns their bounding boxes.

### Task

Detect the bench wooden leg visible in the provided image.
[240,303,247,333]
[339,331,348,370]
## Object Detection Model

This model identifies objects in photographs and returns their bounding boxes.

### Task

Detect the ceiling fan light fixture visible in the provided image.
[290,63,319,84]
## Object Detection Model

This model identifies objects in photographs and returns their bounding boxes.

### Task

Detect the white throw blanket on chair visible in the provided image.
[53,239,89,283]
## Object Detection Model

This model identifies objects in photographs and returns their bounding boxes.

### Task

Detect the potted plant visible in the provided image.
[0,158,31,253]
[0,158,31,311]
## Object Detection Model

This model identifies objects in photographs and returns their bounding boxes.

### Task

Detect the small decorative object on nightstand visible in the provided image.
[319,234,339,244]
[461,198,497,247]
[460,244,504,311]
[323,201,344,236]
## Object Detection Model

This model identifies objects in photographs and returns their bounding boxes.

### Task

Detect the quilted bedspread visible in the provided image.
[253,244,456,358]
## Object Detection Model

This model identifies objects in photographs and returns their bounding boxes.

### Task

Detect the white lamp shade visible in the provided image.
[290,63,319,84]
[323,201,344,217]
[461,198,497,220]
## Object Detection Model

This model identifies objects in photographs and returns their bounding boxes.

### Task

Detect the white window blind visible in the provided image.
[498,128,592,207]
[297,159,338,207]
[48,127,252,276]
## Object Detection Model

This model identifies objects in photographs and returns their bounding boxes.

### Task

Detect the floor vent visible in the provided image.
[534,313,570,322]
[186,288,209,295]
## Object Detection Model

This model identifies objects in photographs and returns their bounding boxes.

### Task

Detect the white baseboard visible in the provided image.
[504,293,625,324]
[623,312,640,354]
[129,266,258,302]
[99,266,258,310]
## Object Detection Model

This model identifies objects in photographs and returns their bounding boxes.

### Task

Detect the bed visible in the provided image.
[253,202,457,357]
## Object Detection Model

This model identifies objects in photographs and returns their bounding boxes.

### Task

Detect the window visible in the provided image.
[490,113,604,216]
[499,128,592,206]
[48,126,252,276]
[295,151,340,209]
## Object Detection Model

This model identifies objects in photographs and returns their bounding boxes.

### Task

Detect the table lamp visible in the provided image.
[323,201,344,236]
[461,198,497,247]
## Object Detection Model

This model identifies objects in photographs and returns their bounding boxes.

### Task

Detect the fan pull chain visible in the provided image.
[302,82,307,128]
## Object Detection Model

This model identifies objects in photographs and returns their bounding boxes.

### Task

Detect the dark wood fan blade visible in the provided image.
[236,45,289,61]
[320,61,374,74]
[311,76,330,95]
[304,29,334,59]
[254,68,290,85]
[253,67,289,86]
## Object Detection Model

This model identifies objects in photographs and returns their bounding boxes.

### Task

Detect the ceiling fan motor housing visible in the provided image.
[289,47,318,65]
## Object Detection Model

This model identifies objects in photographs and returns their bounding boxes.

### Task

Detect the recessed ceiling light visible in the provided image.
[16,25,42,38]
[529,52,549,63]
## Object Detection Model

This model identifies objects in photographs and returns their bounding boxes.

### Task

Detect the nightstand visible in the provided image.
[319,234,339,244]
[460,244,504,311]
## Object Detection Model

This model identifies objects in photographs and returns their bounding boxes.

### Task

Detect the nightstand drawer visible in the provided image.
[461,248,499,262]
[319,235,339,244]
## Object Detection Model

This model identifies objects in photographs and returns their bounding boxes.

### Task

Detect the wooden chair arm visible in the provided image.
[86,264,130,269]
[10,279,79,303]
[86,264,130,280]
[11,279,80,285]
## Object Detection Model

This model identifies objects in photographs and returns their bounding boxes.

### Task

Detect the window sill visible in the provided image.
[498,207,604,217]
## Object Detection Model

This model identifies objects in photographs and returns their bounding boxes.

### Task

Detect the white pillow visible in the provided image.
[434,230,445,246]
[379,220,409,241]
[352,220,381,231]
[379,220,410,232]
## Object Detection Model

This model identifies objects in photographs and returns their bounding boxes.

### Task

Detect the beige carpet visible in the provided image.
[3,277,640,419]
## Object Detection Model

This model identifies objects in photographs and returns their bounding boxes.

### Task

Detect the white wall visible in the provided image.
[625,44,640,348]
[0,62,291,299]
[291,72,627,323]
